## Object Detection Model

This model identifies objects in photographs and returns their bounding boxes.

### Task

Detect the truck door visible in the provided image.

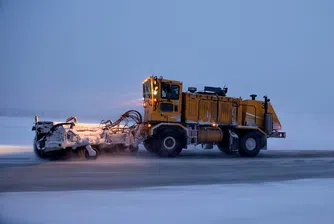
[159,82,182,122]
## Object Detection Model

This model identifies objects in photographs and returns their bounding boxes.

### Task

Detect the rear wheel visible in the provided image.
[238,131,262,157]
[155,129,183,157]
[217,134,236,155]
[217,144,236,155]
[217,130,237,155]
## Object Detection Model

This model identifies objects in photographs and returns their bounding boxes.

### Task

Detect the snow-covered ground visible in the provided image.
[1,178,334,224]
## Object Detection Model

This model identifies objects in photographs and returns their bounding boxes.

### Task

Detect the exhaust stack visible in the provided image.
[263,96,273,134]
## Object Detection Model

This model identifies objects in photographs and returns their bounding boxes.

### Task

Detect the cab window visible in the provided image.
[142,80,152,98]
[161,83,180,100]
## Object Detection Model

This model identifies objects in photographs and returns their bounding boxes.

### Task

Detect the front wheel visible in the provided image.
[155,130,183,157]
[143,139,157,154]
[238,131,262,157]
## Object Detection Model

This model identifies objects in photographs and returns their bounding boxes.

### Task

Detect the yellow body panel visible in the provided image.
[241,99,282,129]
[182,92,242,125]
[142,75,283,134]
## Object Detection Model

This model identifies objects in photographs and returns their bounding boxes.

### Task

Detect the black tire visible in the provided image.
[238,131,262,157]
[143,139,157,154]
[216,129,237,155]
[217,144,236,155]
[155,129,183,157]
[33,136,47,159]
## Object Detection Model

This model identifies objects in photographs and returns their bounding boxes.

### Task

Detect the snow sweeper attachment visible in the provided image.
[32,110,144,160]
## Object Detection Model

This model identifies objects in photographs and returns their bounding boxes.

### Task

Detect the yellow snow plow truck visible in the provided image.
[140,75,286,157]
[31,75,286,160]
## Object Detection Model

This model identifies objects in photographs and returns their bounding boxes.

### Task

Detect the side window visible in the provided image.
[161,85,167,98]
[142,85,146,98]
[142,81,152,98]
[161,83,180,100]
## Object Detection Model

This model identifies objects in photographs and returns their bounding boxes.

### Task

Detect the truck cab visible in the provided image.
[142,76,182,123]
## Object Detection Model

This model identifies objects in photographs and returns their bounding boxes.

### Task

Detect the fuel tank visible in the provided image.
[198,127,223,143]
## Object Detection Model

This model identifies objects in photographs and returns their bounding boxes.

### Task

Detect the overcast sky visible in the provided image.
[1,0,333,118]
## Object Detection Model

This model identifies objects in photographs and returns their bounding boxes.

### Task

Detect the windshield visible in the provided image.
[142,79,152,99]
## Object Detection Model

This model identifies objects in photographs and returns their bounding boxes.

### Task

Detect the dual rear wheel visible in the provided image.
[218,131,264,157]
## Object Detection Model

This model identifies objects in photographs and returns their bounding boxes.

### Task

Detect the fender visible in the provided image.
[150,122,188,136]
[235,125,268,138]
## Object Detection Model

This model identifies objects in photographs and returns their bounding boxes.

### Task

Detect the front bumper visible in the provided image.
[269,131,286,138]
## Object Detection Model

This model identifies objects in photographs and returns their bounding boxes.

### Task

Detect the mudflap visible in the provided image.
[229,130,239,152]
[261,137,268,150]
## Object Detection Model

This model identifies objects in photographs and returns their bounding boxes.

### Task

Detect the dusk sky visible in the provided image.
[1,0,333,118]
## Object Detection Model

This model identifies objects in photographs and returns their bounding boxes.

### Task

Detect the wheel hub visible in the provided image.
[245,138,256,151]
[163,136,176,150]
